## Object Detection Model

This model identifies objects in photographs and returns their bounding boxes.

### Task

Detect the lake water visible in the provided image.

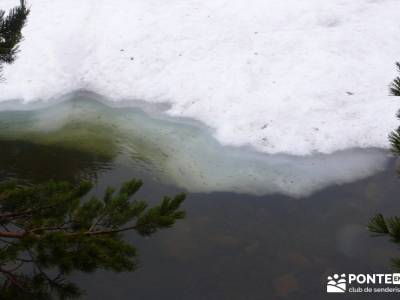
[0,94,399,299]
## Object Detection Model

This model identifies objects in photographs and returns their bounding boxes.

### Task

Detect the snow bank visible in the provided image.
[1,0,400,155]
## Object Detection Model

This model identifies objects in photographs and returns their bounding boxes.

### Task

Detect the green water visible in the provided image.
[0,92,399,299]
[0,92,390,197]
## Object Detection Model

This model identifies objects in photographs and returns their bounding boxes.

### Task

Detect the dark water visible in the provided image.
[1,140,400,299]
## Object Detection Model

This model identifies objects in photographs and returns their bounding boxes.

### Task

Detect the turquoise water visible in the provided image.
[0,92,399,299]
[0,91,390,198]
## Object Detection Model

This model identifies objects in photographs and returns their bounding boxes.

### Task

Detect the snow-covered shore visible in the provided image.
[1,0,400,155]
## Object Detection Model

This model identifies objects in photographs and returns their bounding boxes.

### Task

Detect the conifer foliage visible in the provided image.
[368,214,400,269]
[369,63,400,270]
[388,63,400,155]
[0,0,29,79]
[0,179,185,299]
[391,63,400,97]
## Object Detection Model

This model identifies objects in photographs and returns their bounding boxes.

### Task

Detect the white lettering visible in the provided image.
[385,274,392,284]
[348,274,357,284]
[357,274,366,284]
[393,273,400,285]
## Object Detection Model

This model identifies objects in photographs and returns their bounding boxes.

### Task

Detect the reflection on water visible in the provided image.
[0,140,112,183]
[0,140,399,299]
[0,91,391,197]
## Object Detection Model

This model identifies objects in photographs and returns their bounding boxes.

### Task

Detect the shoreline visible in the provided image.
[0,93,392,197]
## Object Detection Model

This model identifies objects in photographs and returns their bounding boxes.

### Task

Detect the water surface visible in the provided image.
[0,139,399,299]
[0,92,390,197]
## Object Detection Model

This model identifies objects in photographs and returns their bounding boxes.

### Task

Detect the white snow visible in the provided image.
[1,0,400,155]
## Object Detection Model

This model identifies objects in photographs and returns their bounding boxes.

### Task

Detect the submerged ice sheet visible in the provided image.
[0,93,390,197]
[1,0,400,155]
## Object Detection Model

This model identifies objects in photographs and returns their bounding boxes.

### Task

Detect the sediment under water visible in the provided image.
[0,136,399,300]
[0,91,391,197]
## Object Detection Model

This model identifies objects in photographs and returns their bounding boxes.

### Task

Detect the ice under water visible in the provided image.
[0,134,399,300]
[0,91,390,197]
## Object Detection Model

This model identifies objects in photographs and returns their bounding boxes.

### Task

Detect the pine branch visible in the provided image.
[0,0,30,64]
[0,192,186,239]
[0,267,26,291]
[0,230,25,239]
[368,213,389,235]
[389,129,400,155]
[391,62,400,96]
[0,178,186,298]
[368,214,400,243]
